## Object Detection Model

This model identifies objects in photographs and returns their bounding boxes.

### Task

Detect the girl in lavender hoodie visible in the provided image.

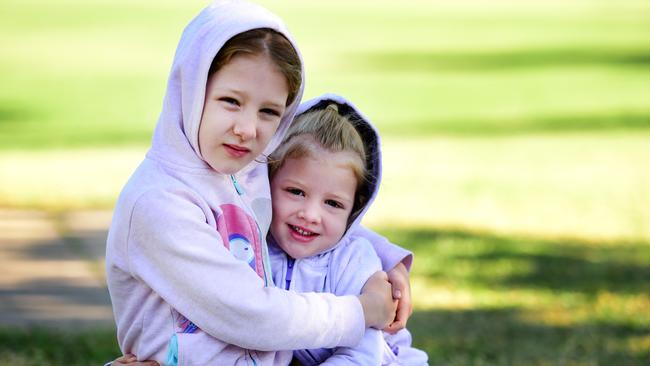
[266,94,428,366]
[106,1,412,365]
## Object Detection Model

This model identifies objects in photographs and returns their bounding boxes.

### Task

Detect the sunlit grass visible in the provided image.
[2,133,649,242]
[368,134,650,242]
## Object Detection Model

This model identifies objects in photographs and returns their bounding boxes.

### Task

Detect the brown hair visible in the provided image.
[209,28,302,106]
[269,104,369,225]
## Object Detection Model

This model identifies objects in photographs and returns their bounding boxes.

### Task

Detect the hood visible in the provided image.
[146,0,304,173]
[294,93,383,245]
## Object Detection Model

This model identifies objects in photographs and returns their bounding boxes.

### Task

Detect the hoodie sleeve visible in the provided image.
[354,225,413,271]
[126,188,365,351]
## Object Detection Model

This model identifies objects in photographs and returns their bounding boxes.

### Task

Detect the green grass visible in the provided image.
[380,227,650,365]
[1,0,649,147]
[1,227,648,365]
[0,328,119,366]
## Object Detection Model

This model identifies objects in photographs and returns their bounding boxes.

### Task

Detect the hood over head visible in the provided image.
[146,0,304,173]
[294,93,383,245]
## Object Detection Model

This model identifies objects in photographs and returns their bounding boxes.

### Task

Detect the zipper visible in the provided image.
[285,257,295,290]
[247,350,258,366]
[230,174,263,366]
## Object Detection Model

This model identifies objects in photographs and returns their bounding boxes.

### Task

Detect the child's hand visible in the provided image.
[383,261,413,334]
[110,354,159,366]
[359,271,397,329]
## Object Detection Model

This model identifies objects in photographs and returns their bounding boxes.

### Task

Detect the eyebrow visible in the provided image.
[264,101,285,110]
[328,193,353,204]
[281,176,353,200]
[214,88,285,109]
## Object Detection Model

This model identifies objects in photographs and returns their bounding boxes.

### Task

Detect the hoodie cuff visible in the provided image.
[381,243,413,273]
[338,295,366,347]
[356,226,413,272]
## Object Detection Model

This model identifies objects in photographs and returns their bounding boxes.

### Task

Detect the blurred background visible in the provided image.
[1,0,649,364]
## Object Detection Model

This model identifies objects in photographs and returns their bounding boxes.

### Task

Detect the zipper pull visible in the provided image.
[230,175,244,195]
[285,257,295,290]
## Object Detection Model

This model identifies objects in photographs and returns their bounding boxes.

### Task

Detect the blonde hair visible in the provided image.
[269,104,369,224]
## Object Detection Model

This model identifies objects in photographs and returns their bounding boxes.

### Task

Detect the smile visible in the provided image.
[288,224,318,237]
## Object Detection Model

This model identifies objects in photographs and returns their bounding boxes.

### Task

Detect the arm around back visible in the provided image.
[112,187,365,351]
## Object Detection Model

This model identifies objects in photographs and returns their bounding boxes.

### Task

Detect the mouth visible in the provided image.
[223,144,251,158]
[288,224,319,242]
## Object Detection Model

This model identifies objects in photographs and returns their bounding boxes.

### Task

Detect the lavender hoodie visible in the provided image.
[268,94,428,365]
[105,1,410,365]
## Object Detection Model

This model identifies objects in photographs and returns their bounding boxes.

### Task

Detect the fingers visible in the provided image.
[383,319,405,334]
[371,270,389,281]
[111,354,159,366]
[117,354,137,363]
[383,298,410,333]
[112,354,136,365]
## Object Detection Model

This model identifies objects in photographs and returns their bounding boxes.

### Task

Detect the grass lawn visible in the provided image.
[1,226,649,365]
[383,227,650,365]
[1,0,650,364]
[0,328,119,366]
[1,0,649,148]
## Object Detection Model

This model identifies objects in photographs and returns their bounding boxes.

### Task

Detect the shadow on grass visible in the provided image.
[378,226,650,296]
[355,48,650,72]
[381,110,650,136]
[0,104,41,125]
[408,307,650,365]
[0,327,119,366]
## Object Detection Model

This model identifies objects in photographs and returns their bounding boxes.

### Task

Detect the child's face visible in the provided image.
[199,53,289,174]
[270,151,357,259]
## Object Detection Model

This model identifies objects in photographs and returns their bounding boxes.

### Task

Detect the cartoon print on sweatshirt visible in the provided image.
[177,314,199,334]
[217,203,264,277]
[175,203,264,335]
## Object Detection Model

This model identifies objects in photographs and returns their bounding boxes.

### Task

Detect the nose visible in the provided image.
[232,110,257,141]
[298,200,321,225]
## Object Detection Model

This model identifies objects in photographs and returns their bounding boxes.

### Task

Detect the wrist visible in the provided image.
[357,293,372,328]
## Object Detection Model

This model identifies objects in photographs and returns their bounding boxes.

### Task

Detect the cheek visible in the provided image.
[329,214,349,237]
[260,122,280,143]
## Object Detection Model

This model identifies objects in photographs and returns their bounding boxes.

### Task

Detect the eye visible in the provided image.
[260,108,281,117]
[285,187,304,196]
[219,97,240,106]
[325,199,344,209]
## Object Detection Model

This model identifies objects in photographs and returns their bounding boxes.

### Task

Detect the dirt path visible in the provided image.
[0,209,114,329]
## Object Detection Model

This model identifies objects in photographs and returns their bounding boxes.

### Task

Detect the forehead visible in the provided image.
[274,153,358,191]
[207,54,288,100]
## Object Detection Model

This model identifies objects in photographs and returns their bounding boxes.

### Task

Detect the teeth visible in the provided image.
[290,225,314,236]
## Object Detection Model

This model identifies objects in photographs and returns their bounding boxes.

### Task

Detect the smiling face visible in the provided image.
[270,150,358,259]
[198,53,289,174]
